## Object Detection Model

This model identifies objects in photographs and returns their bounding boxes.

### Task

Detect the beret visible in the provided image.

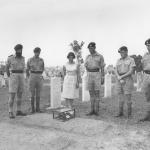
[34,47,41,53]
[118,46,128,53]
[88,42,96,48]
[14,44,23,50]
[145,39,150,45]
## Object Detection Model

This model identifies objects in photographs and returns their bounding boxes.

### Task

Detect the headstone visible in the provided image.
[50,77,62,108]
[0,75,5,87]
[104,73,112,97]
[136,71,143,92]
[82,72,90,102]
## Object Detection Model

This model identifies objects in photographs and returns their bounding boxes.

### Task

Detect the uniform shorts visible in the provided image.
[29,74,43,95]
[116,76,134,95]
[86,72,101,91]
[142,73,150,94]
[9,73,25,93]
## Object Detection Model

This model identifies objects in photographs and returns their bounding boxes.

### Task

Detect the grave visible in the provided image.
[104,73,112,97]
[82,72,90,102]
[49,77,62,108]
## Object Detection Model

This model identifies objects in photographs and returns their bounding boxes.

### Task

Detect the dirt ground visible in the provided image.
[0,79,150,150]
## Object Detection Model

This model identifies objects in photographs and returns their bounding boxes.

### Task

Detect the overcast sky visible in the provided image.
[0,0,150,67]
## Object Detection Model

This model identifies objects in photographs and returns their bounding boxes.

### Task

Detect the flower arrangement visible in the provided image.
[70,40,84,64]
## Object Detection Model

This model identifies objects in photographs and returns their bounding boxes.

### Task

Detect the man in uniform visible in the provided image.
[140,38,150,121]
[115,46,135,118]
[6,44,26,119]
[26,47,44,113]
[84,42,105,116]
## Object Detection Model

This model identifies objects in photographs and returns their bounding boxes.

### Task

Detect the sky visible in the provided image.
[0,0,150,67]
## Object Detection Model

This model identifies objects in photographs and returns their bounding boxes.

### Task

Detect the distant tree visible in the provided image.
[130,55,143,73]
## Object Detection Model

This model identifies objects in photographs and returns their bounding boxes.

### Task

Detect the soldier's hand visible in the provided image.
[101,76,104,85]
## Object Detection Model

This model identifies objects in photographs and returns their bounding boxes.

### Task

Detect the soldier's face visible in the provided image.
[89,47,95,54]
[146,45,150,51]
[34,52,40,57]
[15,49,22,57]
[120,51,128,59]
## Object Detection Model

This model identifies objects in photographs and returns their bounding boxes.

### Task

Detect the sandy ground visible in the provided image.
[0,80,150,150]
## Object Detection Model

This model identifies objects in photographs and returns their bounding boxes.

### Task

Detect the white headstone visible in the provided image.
[136,71,143,92]
[104,73,112,97]
[82,72,90,101]
[50,77,61,108]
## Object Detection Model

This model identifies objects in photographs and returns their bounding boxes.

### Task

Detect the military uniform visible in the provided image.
[6,54,25,117]
[85,52,105,91]
[85,42,105,115]
[27,55,44,112]
[115,46,135,118]
[116,56,135,95]
[140,38,150,121]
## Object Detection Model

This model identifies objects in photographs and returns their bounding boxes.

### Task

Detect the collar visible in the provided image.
[120,55,129,60]
[90,51,99,56]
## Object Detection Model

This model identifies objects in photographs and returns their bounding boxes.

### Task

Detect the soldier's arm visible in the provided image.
[100,55,105,77]
[42,59,45,73]
[120,58,135,79]
[26,59,30,78]
[6,57,10,77]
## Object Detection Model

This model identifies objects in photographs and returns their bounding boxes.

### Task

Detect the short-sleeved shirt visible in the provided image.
[116,56,135,75]
[141,52,150,71]
[27,56,44,72]
[6,55,25,71]
[84,52,105,70]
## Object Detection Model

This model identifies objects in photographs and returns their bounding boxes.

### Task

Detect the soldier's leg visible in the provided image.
[29,74,36,113]
[16,92,26,116]
[94,90,100,115]
[8,93,16,118]
[35,76,43,112]
[30,90,35,113]
[125,94,132,118]
[86,90,95,115]
[116,94,124,117]
[140,84,150,121]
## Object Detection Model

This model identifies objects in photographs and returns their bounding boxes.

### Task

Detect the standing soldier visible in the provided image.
[6,44,26,119]
[84,42,105,116]
[115,46,135,118]
[140,39,150,121]
[26,47,44,113]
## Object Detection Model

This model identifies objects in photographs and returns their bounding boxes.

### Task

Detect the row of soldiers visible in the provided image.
[6,44,44,118]
[84,39,150,121]
[6,39,150,122]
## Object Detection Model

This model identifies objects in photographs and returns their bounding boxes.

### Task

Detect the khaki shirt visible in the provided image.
[6,55,25,71]
[27,56,44,72]
[84,52,105,70]
[116,56,135,74]
[141,52,150,70]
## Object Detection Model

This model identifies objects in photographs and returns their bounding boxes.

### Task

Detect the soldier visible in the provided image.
[26,47,44,113]
[140,39,150,121]
[6,44,26,119]
[115,46,135,118]
[84,42,105,116]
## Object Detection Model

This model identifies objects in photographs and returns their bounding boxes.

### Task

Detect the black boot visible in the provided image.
[31,97,35,113]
